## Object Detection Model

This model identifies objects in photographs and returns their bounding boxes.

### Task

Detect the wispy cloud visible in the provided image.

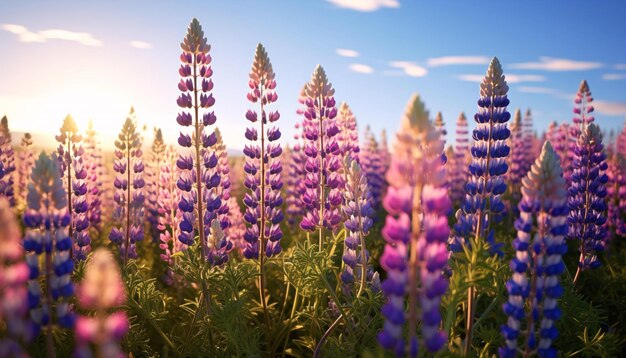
[1,23,102,46]
[426,56,490,67]
[348,63,374,74]
[615,64,626,70]
[602,73,626,81]
[389,61,427,77]
[510,57,602,71]
[457,73,545,83]
[516,86,558,94]
[129,40,152,49]
[326,0,399,12]
[336,48,359,58]
[594,100,626,116]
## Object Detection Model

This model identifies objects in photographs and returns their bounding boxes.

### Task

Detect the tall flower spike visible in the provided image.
[83,121,104,236]
[500,142,568,358]
[449,113,469,205]
[209,127,232,265]
[360,127,385,209]
[225,197,246,257]
[379,128,390,174]
[607,154,626,241]
[55,115,90,260]
[617,119,626,157]
[176,18,221,261]
[507,109,527,197]
[0,197,31,355]
[337,102,360,163]
[378,94,449,356]
[566,80,595,184]
[109,109,145,264]
[16,133,35,209]
[24,153,75,340]
[341,158,376,296]
[300,65,343,248]
[522,108,534,172]
[0,115,16,206]
[243,43,283,260]
[452,57,510,253]
[569,123,608,280]
[146,128,166,242]
[434,112,448,164]
[75,249,129,358]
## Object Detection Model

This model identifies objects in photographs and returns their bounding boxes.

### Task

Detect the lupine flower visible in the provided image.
[617,119,626,157]
[565,80,595,185]
[83,121,104,236]
[0,197,31,355]
[146,129,166,242]
[55,115,91,260]
[522,108,534,173]
[16,133,35,209]
[500,142,568,358]
[341,158,376,296]
[434,111,447,164]
[243,43,283,259]
[379,128,390,174]
[229,156,245,199]
[451,57,510,254]
[336,102,360,163]
[449,113,469,205]
[209,127,233,265]
[157,145,187,284]
[569,123,608,280]
[507,109,527,196]
[378,93,449,356]
[0,115,16,206]
[24,152,75,337]
[607,154,626,241]
[75,249,128,358]
[109,109,145,263]
[175,18,222,262]
[300,65,343,245]
[285,120,307,228]
[225,197,246,256]
[360,126,385,209]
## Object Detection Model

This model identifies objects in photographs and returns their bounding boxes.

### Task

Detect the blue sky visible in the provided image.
[1,0,625,150]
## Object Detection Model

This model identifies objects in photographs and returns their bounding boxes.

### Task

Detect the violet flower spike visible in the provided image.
[16,132,35,209]
[146,128,166,243]
[83,121,104,236]
[75,249,128,358]
[606,154,626,241]
[566,80,595,185]
[24,152,75,339]
[208,128,233,266]
[449,113,469,205]
[360,127,385,210]
[337,101,360,164]
[109,108,145,264]
[0,115,16,207]
[507,109,527,199]
[500,142,568,358]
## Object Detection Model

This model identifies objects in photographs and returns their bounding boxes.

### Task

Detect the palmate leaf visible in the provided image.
[283,241,333,298]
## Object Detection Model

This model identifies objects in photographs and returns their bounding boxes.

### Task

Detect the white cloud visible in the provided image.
[456,74,545,83]
[614,64,626,70]
[130,40,153,49]
[1,23,102,46]
[510,57,602,71]
[594,100,626,116]
[326,0,399,12]
[336,48,359,58]
[516,86,557,94]
[389,61,427,77]
[602,73,626,81]
[348,63,374,74]
[426,56,490,67]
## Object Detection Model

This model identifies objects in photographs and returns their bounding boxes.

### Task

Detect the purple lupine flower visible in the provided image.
[449,113,469,205]
[500,142,568,358]
[175,18,222,262]
[566,80,595,185]
[300,65,343,248]
[209,128,233,265]
[451,58,510,255]
[341,158,376,296]
[521,108,534,173]
[617,119,626,157]
[360,127,385,209]
[55,115,91,260]
[569,123,608,281]
[146,129,166,243]
[378,93,449,356]
[0,197,31,355]
[607,154,626,241]
[109,108,145,264]
[24,153,75,338]
[507,109,527,196]
[242,43,283,260]
[16,133,34,209]
[75,249,128,358]
[0,116,16,207]
[83,121,104,236]
[157,146,187,284]
[337,102,360,163]
[434,111,448,164]
[379,128,390,174]
[225,197,246,257]
[284,144,302,229]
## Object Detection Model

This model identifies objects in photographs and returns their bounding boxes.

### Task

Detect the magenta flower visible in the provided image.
[16,133,35,209]
[83,121,104,236]
[75,249,128,358]
[55,115,91,260]
[146,129,166,243]
[607,154,626,241]
[225,197,246,256]
[175,18,222,263]
[378,94,450,356]
[0,197,31,355]
[109,108,145,263]
[0,116,16,207]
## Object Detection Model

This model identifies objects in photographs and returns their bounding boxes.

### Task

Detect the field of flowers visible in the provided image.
[1,18,626,357]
